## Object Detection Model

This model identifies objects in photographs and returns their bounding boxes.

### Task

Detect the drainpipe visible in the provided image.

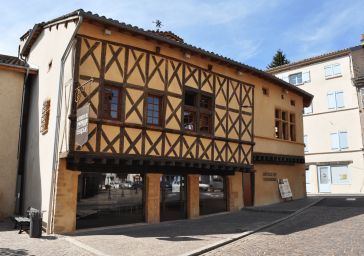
[15,64,30,215]
[47,14,83,234]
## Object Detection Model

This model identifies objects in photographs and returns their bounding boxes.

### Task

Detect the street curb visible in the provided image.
[181,198,323,256]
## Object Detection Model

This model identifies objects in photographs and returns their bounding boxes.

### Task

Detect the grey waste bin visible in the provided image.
[29,208,42,238]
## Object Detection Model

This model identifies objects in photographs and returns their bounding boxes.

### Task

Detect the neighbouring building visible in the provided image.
[18,9,312,233]
[0,54,37,219]
[269,43,364,195]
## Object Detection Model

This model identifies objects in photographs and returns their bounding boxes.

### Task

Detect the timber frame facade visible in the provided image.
[67,34,254,175]
[17,9,313,233]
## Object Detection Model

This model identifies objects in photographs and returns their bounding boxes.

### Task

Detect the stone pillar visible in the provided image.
[226,171,243,212]
[187,175,199,219]
[145,173,161,224]
[52,159,80,234]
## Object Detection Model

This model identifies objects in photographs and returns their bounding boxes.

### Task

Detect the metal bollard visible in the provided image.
[29,208,42,238]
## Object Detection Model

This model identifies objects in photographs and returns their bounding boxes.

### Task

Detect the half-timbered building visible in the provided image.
[18,10,312,233]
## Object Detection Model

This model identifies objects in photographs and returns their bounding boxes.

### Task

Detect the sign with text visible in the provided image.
[278,178,292,199]
[75,103,90,147]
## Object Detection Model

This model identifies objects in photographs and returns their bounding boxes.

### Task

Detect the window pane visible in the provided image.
[325,66,333,77]
[330,133,339,150]
[147,117,153,124]
[153,97,159,104]
[183,111,195,131]
[327,93,336,109]
[335,92,344,108]
[333,64,341,76]
[111,111,117,119]
[331,166,350,184]
[339,131,348,149]
[185,92,196,106]
[147,97,153,104]
[153,118,159,124]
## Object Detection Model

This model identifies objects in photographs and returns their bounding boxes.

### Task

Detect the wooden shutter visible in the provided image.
[40,99,51,135]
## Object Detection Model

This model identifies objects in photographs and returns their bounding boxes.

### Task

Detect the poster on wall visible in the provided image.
[278,178,292,199]
[75,103,90,147]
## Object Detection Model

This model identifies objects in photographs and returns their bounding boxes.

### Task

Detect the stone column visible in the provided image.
[52,159,80,234]
[145,173,161,224]
[187,175,199,219]
[226,171,243,211]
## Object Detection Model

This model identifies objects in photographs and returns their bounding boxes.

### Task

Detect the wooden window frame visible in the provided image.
[145,93,164,127]
[275,108,296,141]
[183,87,213,134]
[101,84,123,121]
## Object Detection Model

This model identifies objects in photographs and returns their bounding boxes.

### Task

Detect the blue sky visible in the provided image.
[1,0,364,69]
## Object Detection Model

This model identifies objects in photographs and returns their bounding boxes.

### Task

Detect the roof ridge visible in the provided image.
[267,46,356,73]
[20,9,313,103]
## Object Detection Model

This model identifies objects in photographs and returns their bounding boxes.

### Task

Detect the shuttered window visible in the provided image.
[325,63,341,78]
[327,91,344,110]
[331,131,348,150]
[40,99,51,135]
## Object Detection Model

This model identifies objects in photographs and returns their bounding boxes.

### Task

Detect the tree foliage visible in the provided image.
[267,49,290,69]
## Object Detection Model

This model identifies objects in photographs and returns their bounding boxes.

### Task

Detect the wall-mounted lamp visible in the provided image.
[104,28,112,36]
[237,70,243,76]
[207,64,213,71]
[156,46,161,54]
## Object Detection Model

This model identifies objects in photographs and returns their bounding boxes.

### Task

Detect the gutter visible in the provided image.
[47,14,83,234]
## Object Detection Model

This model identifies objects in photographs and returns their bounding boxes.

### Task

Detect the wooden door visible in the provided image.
[243,172,254,206]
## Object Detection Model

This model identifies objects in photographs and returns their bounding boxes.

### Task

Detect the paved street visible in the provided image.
[5,197,363,256]
[203,197,364,256]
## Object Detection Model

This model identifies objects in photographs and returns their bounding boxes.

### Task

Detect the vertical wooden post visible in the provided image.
[145,173,161,224]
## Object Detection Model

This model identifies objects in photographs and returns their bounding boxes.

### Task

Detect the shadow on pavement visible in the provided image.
[70,210,287,239]
[0,248,32,256]
[266,197,364,235]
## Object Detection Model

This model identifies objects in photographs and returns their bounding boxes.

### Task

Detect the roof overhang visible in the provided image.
[20,9,313,105]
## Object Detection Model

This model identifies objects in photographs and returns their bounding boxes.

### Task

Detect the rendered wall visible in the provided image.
[0,69,24,218]
[254,164,306,206]
[274,55,364,194]
[22,20,78,226]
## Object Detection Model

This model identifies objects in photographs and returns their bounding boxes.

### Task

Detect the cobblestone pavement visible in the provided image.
[0,220,90,256]
[203,197,364,256]
[0,197,318,256]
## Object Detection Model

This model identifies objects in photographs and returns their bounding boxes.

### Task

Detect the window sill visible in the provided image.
[325,74,342,80]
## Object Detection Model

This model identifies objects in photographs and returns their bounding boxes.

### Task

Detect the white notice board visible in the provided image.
[278,178,292,199]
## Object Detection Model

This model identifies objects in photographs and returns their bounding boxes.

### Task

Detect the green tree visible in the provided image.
[267,49,290,69]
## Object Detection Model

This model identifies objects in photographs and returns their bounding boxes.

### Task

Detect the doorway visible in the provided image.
[243,172,254,206]
[318,166,331,193]
[160,175,187,221]
[199,175,227,215]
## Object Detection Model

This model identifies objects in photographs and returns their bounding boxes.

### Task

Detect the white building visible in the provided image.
[269,47,364,194]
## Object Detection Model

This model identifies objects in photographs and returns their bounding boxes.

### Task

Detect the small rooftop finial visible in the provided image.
[153,19,163,31]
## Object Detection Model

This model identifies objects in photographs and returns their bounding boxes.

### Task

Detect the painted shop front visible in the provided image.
[18,10,312,234]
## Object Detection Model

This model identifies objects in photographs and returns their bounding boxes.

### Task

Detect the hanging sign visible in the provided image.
[75,103,90,147]
[278,178,292,199]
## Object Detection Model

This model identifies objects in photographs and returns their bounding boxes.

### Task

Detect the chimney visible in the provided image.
[361,34,364,45]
